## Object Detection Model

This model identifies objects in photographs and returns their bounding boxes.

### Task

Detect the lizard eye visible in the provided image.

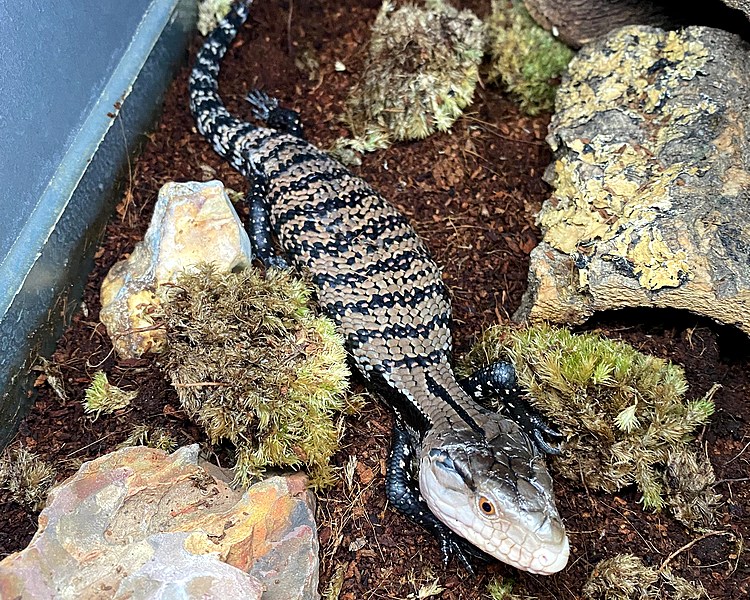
[478,496,496,515]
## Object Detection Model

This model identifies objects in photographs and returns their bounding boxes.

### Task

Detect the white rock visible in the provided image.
[100,180,252,358]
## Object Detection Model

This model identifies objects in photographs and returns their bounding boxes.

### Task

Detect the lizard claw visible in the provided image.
[246,89,278,121]
[513,409,563,455]
[263,254,289,270]
[499,396,564,456]
[438,529,492,575]
[526,411,564,455]
[440,534,474,575]
[533,428,563,456]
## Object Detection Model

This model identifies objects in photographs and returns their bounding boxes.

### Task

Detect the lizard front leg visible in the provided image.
[245,160,289,270]
[459,361,563,455]
[385,418,490,573]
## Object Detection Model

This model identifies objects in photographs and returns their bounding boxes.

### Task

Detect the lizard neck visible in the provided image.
[372,358,489,443]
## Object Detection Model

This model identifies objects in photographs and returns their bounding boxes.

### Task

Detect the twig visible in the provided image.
[65,431,120,458]
[659,530,736,572]
[287,0,294,57]
[724,438,750,465]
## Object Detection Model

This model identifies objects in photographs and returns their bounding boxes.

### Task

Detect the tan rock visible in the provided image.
[0,445,319,600]
[516,26,750,335]
[100,180,252,358]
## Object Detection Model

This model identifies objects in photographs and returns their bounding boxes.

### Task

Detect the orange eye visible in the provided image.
[479,496,495,515]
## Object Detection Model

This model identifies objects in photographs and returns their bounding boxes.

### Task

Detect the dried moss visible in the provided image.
[0,447,56,511]
[583,554,708,600]
[663,447,722,529]
[118,424,178,453]
[83,371,138,420]
[485,0,573,115]
[159,264,355,489]
[459,324,717,515]
[333,0,484,158]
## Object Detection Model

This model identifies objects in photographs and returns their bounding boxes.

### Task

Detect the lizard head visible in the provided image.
[419,422,569,574]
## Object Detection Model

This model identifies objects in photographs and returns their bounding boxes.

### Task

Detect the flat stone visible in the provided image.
[237,475,320,600]
[515,26,750,335]
[100,180,252,358]
[0,445,319,600]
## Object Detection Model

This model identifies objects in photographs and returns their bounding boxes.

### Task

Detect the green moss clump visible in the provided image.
[334,0,485,157]
[487,576,527,600]
[485,0,573,115]
[83,371,137,420]
[159,264,355,489]
[459,324,716,514]
[118,424,178,453]
[583,554,708,600]
[0,447,56,511]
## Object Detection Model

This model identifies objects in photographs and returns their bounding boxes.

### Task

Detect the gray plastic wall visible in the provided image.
[0,0,198,446]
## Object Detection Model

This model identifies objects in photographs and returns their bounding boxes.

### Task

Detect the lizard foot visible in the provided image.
[438,528,492,575]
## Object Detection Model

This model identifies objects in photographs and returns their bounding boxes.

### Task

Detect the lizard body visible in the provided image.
[189,0,569,574]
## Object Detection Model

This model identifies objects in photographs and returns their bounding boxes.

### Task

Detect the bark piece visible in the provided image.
[523,0,750,48]
[516,26,750,335]
[523,0,673,47]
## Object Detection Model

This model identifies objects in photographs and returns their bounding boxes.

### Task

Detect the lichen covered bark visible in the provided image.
[516,26,750,335]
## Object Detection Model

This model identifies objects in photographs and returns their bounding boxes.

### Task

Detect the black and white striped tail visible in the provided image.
[188,0,272,176]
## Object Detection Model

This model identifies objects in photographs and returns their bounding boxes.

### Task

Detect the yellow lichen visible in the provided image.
[625,227,690,289]
[557,28,711,124]
[539,28,717,291]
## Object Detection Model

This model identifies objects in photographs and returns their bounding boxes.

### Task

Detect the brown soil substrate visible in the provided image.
[2,1,748,598]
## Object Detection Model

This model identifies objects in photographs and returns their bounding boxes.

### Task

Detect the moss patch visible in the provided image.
[583,554,708,600]
[196,0,232,36]
[159,264,356,489]
[459,324,718,519]
[0,447,56,511]
[485,0,573,115]
[333,0,484,157]
[83,371,138,420]
[117,424,179,453]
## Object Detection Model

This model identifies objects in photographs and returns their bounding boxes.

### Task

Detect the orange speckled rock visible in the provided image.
[0,445,319,600]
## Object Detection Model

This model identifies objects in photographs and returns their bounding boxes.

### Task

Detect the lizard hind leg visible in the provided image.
[245,159,289,270]
[245,89,305,139]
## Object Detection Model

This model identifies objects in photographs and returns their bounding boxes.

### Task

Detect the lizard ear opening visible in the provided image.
[427,448,476,490]
[429,448,455,471]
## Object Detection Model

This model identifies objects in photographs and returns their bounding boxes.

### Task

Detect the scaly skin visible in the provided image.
[189,0,569,574]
